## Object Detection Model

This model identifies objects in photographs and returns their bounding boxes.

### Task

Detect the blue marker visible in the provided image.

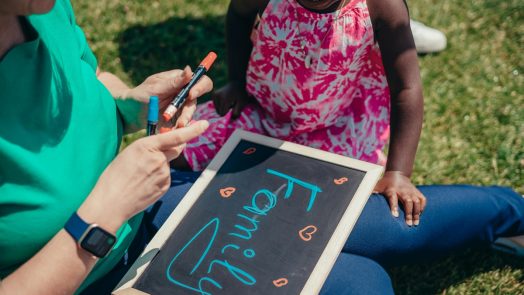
[147,96,159,136]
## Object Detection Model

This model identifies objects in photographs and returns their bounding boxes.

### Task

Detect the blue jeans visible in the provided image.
[84,171,524,294]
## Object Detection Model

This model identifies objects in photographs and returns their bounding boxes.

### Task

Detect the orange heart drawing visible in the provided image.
[243,147,257,155]
[298,225,318,242]
[334,177,349,185]
[273,278,288,288]
[219,187,236,198]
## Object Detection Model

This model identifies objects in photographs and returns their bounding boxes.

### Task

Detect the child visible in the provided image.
[182,0,425,226]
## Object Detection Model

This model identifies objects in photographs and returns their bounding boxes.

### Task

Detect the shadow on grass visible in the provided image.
[117,14,228,98]
[390,247,524,294]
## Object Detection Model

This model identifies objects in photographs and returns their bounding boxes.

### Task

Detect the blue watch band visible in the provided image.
[64,212,89,242]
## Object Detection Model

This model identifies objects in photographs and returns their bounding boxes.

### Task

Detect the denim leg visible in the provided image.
[137,174,524,293]
[320,253,394,295]
[344,185,524,266]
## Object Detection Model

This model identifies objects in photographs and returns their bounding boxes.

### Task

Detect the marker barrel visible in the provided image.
[146,122,157,136]
[147,96,159,136]
[162,52,217,122]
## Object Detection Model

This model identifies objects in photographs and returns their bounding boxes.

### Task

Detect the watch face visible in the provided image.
[80,227,116,258]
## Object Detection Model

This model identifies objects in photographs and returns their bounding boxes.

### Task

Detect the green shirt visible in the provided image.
[0,0,141,290]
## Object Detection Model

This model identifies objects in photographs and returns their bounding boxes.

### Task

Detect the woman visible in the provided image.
[0,0,212,293]
[0,0,522,294]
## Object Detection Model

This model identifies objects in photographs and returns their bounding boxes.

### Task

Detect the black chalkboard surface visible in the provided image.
[114,130,383,295]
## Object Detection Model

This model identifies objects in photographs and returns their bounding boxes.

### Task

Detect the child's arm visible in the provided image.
[212,0,269,119]
[368,0,426,226]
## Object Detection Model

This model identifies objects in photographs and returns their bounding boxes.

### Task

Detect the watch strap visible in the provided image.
[64,212,89,242]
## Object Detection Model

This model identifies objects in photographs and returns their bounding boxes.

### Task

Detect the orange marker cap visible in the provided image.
[162,113,172,122]
[199,52,217,71]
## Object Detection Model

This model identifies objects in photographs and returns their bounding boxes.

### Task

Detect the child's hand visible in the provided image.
[212,81,256,119]
[374,171,426,226]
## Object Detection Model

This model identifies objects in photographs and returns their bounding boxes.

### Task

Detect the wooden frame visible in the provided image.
[113,130,383,295]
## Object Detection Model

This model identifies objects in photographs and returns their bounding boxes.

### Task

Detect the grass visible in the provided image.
[73,0,523,293]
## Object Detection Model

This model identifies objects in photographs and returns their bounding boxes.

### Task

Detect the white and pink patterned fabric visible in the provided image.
[183,0,390,171]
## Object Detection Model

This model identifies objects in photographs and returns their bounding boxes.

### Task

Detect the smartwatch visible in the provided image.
[64,212,116,258]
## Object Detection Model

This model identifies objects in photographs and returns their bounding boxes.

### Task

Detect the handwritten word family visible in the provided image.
[166,169,323,294]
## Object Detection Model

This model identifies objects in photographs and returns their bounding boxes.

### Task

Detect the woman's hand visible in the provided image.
[77,121,209,233]
[126,67,213,128]
[374,171,426,227]
[212,81,255,119]
[102,67,212,132]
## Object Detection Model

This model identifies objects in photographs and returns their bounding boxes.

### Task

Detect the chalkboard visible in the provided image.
[114,130,383,295]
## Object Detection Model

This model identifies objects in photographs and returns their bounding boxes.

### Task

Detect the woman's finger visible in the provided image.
[400,194,414,226]
[188,75,213,101]
[169,66,193,91]
[150,120,209,158]
[175,101,197,129]
[156,67,193,114]
[162,143,187,162]
[155,69,183,79]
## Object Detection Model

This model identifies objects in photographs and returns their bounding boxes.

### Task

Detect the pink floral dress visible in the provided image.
[183,0,390,171]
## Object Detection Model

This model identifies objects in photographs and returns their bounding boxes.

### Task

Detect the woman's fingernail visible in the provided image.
[414,220,420,226]
[201,120,210,129]
[392,209,399,217]
[407,220,413,226]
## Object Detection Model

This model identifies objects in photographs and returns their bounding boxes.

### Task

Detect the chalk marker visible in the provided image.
[163,52,217,122]
[147,96,159,136]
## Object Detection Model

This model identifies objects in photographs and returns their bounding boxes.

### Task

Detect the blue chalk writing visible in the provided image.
[207,259,257,286]
[242,189,277,216]
[266,169,323,212]
[228,214,260,240]
[243,249,256,258]
[165,168,324,293]
[166,218,221,294]
[197,278,223,295]
[221,243,240,254]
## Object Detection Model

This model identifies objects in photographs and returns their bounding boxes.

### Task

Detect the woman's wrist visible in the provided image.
[97,71,133,100]
[76,197,125,235]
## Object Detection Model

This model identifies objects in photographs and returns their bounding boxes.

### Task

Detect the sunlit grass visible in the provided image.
[73,0,524,293]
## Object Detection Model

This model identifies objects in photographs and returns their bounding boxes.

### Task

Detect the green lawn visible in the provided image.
[73,0,523,293]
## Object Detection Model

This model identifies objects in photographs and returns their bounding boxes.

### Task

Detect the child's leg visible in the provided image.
[344,185,524,266]
[320,253,394,295]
